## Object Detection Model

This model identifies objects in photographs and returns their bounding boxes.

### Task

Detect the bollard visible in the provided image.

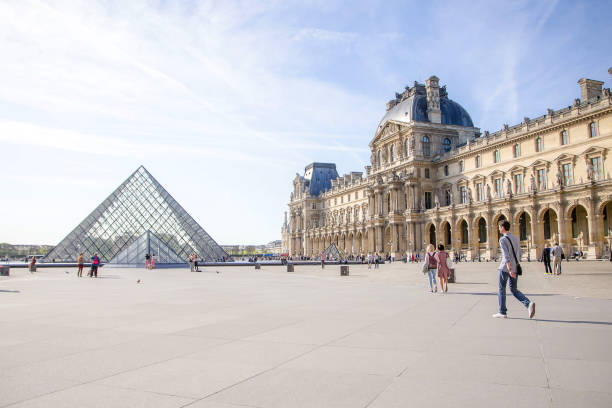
[340,265,349,276]
[286,264,294,272]
[255,264,261,270]
[448,268,455,283]
[0,266,9,276]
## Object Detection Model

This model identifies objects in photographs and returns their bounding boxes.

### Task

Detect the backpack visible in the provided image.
[427,252,437,269]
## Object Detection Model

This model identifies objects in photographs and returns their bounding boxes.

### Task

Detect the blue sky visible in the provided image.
[1,0,611,245]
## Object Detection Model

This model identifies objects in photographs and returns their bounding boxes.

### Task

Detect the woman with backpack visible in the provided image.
[423,244,438,293]
[434,244,451,292]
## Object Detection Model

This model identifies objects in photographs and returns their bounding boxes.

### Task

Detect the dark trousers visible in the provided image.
[543,260,552,274]
[498,270,530,315]
[91,265,98,277]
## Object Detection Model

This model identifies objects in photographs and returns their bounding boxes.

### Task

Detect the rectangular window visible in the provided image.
[460,186,467,204]
[561,130,569,145]
[495,178,502,198]
[425,168,430,178]
[562,163,572,186]
[590,122,598,138]
[354,192,358,199]
[514,174,523,194]
[425,192,432,209]
[592,157,602,181]
[476,183,483,201]
[537,169,547,190]
[347,194,350,202]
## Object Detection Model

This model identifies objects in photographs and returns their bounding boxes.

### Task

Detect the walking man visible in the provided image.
[90,253,100,278]
[77,253,84,277]
[493,220,535,319]
[540,243,552,274]
[552,242,563,275]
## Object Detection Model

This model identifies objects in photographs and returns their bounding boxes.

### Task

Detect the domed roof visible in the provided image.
[377,93,473,131]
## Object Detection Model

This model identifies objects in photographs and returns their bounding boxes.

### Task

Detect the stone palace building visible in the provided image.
[282,68,612,260]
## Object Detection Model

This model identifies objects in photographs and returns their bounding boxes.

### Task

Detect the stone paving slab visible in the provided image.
[0,261,611,407]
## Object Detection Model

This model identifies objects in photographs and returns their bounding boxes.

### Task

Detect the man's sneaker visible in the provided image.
[528,302,536,319]
[492,313,507,318]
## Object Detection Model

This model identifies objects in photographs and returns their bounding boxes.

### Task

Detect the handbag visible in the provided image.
[445,254,453,269]
[505,236,522,275]
[421,261,429,274]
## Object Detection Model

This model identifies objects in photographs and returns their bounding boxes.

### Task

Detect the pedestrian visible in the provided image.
[540,243,552,274]
[367,253,373,269]
[374,252,379,269]
[423,244,438,293]
[552,242,563,275]
[194,255,200,272]
[493,220,535,319]
[188,254,194,272]
[90,253,100,278]
[29,256,37,273]
[145,253,150,269]
[434,244,451,292]
[321,253,326,269]
[77,253,84,277]
[150,254,156,269]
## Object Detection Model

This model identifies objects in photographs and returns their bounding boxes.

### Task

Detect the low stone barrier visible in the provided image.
[286,264,294,272]
[255,264,261,270]
[0,266,9,276]
[340,265,349,276]
[448,268,455,283]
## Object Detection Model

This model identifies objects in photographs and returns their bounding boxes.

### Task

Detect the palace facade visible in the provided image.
[282,69,612,260]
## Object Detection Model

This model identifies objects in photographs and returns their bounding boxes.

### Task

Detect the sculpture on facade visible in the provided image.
[467,187,473,204]
[507,179,513,196]
[486,184,492,200]
[577,231,584,248]
[556,169,563,188]
[586,162,594,181]
[530,174,537,192]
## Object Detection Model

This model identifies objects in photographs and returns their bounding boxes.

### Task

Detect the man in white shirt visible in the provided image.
[551,243,563,275]
[493,220,536,319]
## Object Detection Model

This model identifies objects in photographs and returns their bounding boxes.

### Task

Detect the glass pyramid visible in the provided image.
[323,243,343,260]
[45,166,228,264]
[108,230,185,266]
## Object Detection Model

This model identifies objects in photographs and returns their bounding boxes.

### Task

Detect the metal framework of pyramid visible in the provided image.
[108,230,185,267]
[323,243,343,260]
[45,166,228,264]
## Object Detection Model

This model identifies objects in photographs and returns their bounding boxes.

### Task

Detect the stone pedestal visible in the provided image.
[286,264,294,272]
[0,266,9,276]
[448,268,455,283]
[340,265,349,276]
[255,264,261,270]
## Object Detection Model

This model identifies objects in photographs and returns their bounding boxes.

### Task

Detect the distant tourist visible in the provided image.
[434,244,450,292]
[77,253,84,277]
[145,253,150,269]
[321,253,325,269]
[150,254,156,269]
[194,255,200,272]
[540,243,552,274]
[493,220,535,319]
[29,256,37,273]
[423,244,438,293]
[367,253,373,269]
[374,252,380,269]
[552,242,563,275]
[90,253,100,278]
[188,253,195,271]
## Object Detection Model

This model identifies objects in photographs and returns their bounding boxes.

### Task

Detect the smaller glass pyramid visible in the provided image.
[323,243,343,260]
[108,230,185,267]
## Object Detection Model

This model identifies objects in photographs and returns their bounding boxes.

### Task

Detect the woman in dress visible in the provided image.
[434,244,450,292]
[423,244,438,293]
[150,254,156,269]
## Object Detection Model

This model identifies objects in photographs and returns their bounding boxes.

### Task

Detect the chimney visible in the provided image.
[609,67,612,81]
[386,99,397,111]
[425,75,441,123]
[578,78,604,101]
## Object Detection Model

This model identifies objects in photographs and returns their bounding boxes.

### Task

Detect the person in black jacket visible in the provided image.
[540,243,552,274]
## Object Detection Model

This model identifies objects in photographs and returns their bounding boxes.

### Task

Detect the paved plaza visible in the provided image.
[1,261,611,407]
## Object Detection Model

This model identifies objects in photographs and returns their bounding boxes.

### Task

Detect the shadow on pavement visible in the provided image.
[0,289,20,293]
[511,318,612,326]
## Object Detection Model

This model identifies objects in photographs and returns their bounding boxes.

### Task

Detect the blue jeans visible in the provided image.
[427,269,437,289]
[498,270,530,314]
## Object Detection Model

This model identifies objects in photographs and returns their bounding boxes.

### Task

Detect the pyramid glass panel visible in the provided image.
[46,166,228,264]
[323,243,343,260]
[108,230,185,266]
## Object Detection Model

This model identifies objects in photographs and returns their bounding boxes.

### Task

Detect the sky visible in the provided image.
[1,0,611,245]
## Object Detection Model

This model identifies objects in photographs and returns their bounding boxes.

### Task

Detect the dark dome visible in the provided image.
[378,94,473,130]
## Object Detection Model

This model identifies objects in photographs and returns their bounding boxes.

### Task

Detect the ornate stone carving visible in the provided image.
[507,179,512,196]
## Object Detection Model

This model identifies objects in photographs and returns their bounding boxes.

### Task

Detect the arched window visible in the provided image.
[478,218,487,243]
[513,143,520,158]
[519,212,528,241]
[386,194,391,213]
[422,135,431,157]
[443,138,451,152]
[461,221,469,244]
[561,130,569,145]
[536,137,543,152]
[543,210,551,240]
[475,155,481,168]
[493,150,500,163]
[390,145,394,162]
[589,122,598,138]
